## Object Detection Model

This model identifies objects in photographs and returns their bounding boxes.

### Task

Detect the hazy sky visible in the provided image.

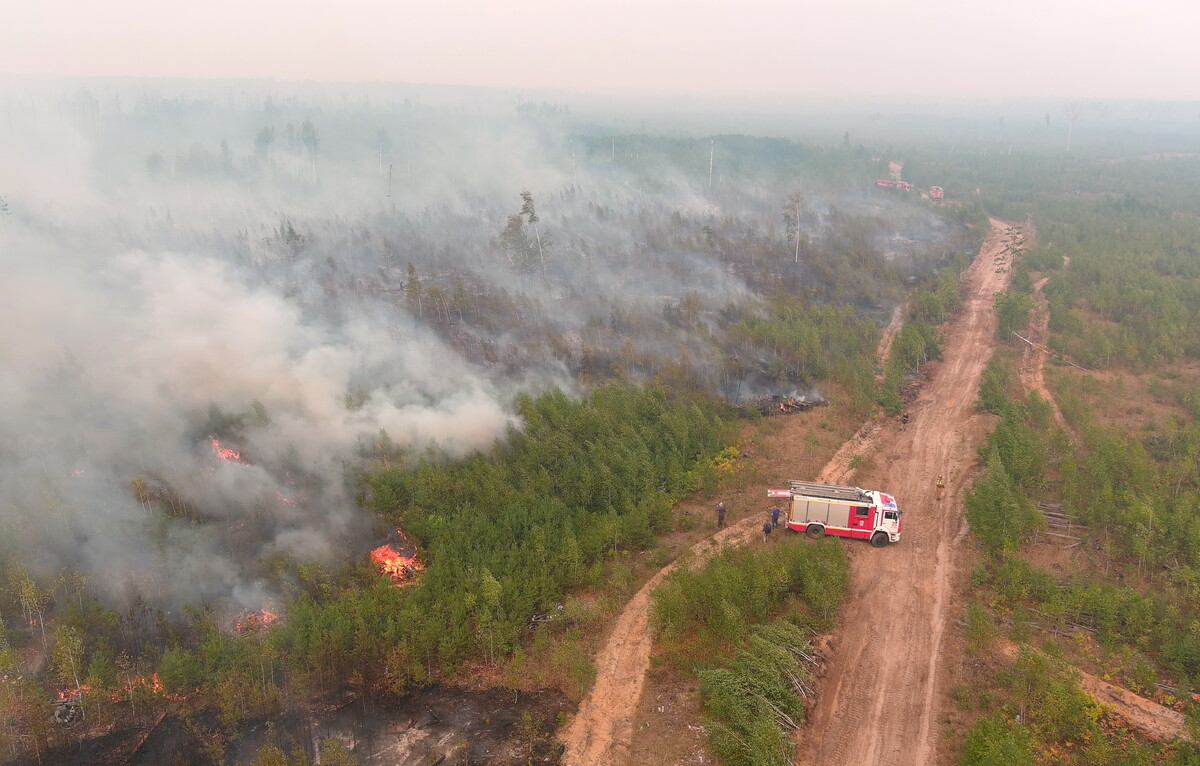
[4,0,1199,100]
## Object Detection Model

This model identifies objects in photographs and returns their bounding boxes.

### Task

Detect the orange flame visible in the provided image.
[235,608,280,633]
[59,675,188,703]
[211,437,242,462]
[371,544,423,584]
[134,673,187,701]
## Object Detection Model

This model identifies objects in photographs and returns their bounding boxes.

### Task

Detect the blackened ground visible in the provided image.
[27,685,568,766]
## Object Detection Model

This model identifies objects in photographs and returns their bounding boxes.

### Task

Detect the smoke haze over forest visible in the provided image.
[2,78,983,613]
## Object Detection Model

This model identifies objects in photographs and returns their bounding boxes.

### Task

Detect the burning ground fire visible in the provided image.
[56,672,186,705]
[371,539,423,585]
[235,608,280,633]
[210,436,244,462]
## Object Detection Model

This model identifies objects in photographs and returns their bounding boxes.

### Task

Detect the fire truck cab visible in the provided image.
[769,480,902,547]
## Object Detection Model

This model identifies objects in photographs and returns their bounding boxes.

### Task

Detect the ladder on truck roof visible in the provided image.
[788,480,872,504]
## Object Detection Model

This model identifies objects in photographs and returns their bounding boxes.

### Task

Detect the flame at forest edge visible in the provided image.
[57,672,186,703]
[371,544,423,585]
[235,608,280,633]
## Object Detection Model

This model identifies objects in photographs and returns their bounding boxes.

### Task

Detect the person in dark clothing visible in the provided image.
[716,501,726,527]
[770,505,781,529]
[901,411,910,430]
[762,520,773,542]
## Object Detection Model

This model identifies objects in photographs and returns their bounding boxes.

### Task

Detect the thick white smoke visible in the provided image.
[0,210,515,610]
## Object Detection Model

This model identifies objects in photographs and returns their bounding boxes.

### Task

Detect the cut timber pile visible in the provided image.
[1035,501,1086,548]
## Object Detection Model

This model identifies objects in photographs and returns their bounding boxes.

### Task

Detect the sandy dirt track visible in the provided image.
[793,219,1019,766]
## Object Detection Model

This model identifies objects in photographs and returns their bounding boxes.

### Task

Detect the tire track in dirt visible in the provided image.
[795,218,1021,766]
[874,305,904,383]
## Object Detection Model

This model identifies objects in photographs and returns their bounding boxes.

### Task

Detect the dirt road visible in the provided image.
[560,218,1021,766]
[794,219,1019,765]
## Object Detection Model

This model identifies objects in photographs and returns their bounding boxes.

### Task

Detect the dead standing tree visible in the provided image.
[783,190,806,264]
[520,190,549,287]
[500,191,551,288]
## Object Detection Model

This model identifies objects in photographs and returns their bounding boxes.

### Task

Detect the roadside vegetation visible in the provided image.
[652,538,848,766]
[877,263,966,414]
[290,385,729,693]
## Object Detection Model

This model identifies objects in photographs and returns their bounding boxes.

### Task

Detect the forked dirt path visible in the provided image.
[561,218,1021,766]
[794,218,1019,766]
[562,222,1186,765]
[1017,250,1070,430]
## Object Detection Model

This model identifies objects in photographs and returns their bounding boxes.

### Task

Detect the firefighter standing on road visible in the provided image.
[716,501,726,528]
[901,411,910,430]
[936,475,945,501]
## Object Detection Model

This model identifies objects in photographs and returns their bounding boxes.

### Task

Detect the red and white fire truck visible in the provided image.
[768,480,902,547]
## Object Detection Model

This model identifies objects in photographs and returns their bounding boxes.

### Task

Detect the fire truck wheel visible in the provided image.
[805,524,825,539]
[870,532,889,548]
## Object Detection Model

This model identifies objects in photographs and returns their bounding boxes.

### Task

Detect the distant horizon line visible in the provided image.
[3,73,1199,107]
